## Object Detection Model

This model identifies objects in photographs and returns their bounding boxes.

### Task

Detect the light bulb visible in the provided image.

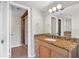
[49,9,52,13]
[57,4,62,10]
[52,7,56,11]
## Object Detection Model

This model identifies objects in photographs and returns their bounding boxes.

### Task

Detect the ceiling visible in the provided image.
[11,5,26,17]
[14,1,79,16]
[14,1,52,11]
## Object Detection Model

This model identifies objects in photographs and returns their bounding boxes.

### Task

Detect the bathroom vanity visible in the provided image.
[34,34,78,58]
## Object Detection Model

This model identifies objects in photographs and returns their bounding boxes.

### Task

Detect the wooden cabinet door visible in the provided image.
[39,45,50,58]
[50,45,68,58]
[51,51,68,58]
[51,51,62,58]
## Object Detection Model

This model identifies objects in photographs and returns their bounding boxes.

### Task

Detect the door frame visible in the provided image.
[7,2,32,58]
[0,2,3,57]
[51,17,56,35]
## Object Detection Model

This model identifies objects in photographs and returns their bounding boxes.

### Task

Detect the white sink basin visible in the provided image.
[45,38,57,41]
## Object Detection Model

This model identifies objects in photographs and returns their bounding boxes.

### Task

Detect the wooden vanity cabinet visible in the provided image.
[35,39,77,58]
[35,39,68,58]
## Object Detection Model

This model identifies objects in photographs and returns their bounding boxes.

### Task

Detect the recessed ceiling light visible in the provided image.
[52,7,56,11]
[49,9,52,13]
[57,4,62,10]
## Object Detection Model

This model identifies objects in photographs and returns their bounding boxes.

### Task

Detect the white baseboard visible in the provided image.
[28,54,36,58]
[11,44,21,48]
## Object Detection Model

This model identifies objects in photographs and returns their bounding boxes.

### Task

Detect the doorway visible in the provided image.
[9,5,28,58]
[58,19,61,36]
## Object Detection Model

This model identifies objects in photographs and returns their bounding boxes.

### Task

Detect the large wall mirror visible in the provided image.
[51,16,72,37]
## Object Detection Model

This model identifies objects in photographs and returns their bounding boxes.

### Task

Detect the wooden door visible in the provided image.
[21,18,25,45]
[21,10,28,45]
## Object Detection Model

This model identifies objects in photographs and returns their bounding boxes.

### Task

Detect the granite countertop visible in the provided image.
[34,34,78,51]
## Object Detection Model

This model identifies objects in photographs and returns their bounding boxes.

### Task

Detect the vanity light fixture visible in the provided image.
[49,9,52,13]
[57,4,62,10]
[52,7,56,12]
[49,4,63,13]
